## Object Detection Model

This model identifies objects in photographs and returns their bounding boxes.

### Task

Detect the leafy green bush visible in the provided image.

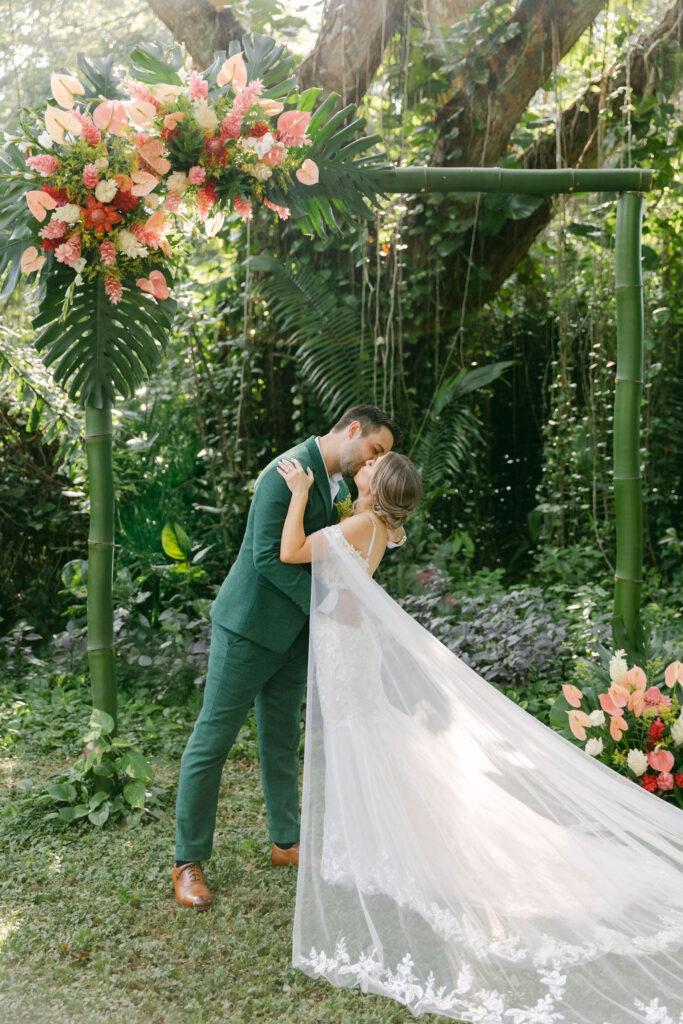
[42,708,158,827]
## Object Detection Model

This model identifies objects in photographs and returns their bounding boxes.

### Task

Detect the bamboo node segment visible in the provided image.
[612,475,641,481]
[615,377,643,384]
[87,644,117,652]
[84,432,114,440]
[614,575,644,584]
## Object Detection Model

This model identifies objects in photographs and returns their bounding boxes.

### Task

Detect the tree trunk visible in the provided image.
[433,0,608,167]
[442,0,683,310]
[145,0,244,69]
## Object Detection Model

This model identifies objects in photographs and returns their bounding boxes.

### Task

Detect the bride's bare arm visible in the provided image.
[277,459,386,568]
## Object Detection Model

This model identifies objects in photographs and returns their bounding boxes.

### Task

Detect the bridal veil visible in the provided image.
[292,526,683,1023]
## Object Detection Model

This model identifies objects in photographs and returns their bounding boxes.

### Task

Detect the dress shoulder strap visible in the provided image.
[366,516,378,560]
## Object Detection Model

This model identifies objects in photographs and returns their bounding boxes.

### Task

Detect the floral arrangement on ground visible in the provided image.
[554,655,683,804]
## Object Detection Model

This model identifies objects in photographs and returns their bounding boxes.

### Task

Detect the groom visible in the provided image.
[173,405,399,908]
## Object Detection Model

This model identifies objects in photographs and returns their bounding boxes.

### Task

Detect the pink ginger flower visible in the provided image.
[234,196,252,222]
[188,71,208,102]
[125,79,160,109]
[233,80,263,115]
[164,191,182,212]
[188,165,206,185]
[99,240,116,265]
[54,233,82,266]
[104,275,122,305]
[39,218,68,240]
[83,163,99,188]
[72,109,102,146]
[26,154,61,176]
[220,111,243,140]
[263,198,290,220]
[196,182,218,222]
[657,772,674,791]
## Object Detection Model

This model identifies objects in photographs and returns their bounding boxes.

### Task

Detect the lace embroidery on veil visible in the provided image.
[292,525,683,1024]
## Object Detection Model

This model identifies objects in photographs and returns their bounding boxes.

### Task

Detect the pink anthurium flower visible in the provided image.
[599,691,623,716]
[25,189,57,221]
[136,270,168,300]
[262,146,284,167]
[20,246,46,273]
[126,100,157,128]
[623,665,647,691]
[295,158,319,185]
[567,709,592,741]
[609,715,628,741]
[45,105,82,143]
[130,171,160,197]
[648,749,674,773]
[664,661,683,688]
[562,684,583,708]
[260,98,284,117]
[93,100,128,134]
[50,73,85,109]
[163,112,185,130]
[217,53,247,92]
[278,110,311,143]
[138,139,171,176]
[628,688,645,717]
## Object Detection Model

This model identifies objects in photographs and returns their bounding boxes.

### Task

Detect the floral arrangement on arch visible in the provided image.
[18,53,320,306]
[557,655,683,804]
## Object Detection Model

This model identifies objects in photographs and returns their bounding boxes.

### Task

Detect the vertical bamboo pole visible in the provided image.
[85,400,117,727]
[613,192,644,655]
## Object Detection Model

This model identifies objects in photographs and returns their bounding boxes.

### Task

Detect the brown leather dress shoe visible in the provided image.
[271,843,300,867]
[172,862,212,908]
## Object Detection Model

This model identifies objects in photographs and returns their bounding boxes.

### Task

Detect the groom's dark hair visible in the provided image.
[332,405,401,445]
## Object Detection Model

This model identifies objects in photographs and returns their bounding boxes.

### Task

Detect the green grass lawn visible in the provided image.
[0,682,423,1024]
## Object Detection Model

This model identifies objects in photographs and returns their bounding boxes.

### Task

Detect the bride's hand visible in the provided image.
[277,458,315,496]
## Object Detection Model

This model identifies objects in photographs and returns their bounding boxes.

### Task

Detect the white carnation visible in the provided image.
[671,716,683,747]
[627,749,649,776]
[609,649,629,685]
[37,131,54,149]
[253,132,274,159]
[585,738,603,757]
[251,163,272,182]
[116,229,148,259]
[588,709,606,726]
[53,203,82,223]
[167,171,189,193]
[71,257,86,274]
[94,156,109,171]
[144,194,161,209]
[95,178,118,203]
[193,101,218,136]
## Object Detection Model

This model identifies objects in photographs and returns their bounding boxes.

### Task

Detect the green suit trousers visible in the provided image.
[174,621,309,861]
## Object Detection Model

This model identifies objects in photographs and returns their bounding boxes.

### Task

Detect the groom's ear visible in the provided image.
[347,420,362,439]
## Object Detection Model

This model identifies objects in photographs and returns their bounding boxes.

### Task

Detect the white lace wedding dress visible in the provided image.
[292,525,683,1024]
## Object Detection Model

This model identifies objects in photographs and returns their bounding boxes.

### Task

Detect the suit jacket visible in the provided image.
[211,436,350,653]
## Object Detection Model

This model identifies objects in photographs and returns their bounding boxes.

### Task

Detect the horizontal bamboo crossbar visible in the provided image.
[374,167,654,195]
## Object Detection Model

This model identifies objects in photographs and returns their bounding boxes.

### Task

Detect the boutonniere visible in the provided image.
[334,495,354,522]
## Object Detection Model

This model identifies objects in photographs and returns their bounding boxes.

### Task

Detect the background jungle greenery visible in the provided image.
[0,0,681,669]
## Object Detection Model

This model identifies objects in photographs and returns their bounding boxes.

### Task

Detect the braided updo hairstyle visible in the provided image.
[369,452,422,530]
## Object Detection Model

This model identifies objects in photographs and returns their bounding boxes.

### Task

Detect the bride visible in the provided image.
[276,452,683,1024]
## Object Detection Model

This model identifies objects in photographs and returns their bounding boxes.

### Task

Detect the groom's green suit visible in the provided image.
[175,436,350,861]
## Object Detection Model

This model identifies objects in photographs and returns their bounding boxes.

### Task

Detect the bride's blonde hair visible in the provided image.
[370,452,422,530]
